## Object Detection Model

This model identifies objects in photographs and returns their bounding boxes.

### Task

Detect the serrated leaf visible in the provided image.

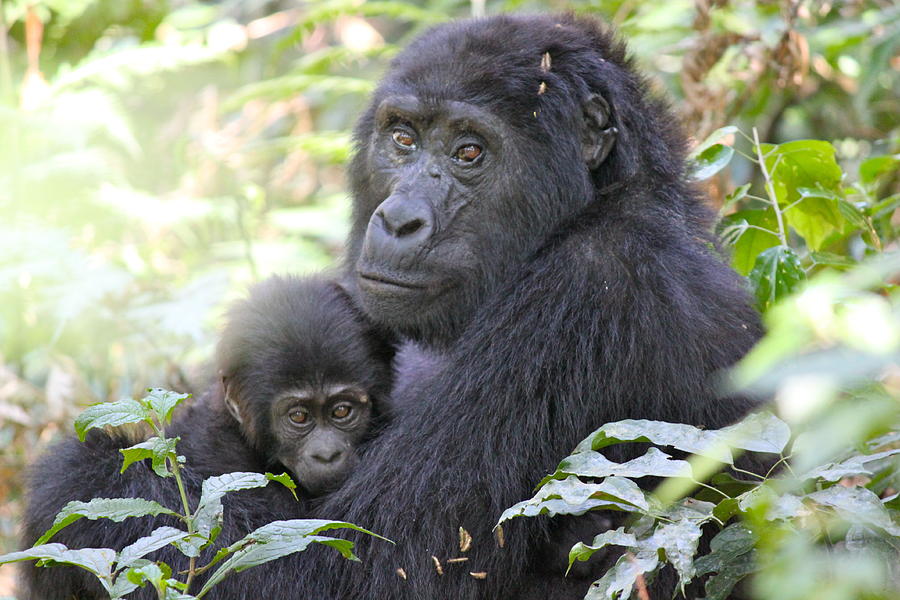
[692,143,735,181]
[120,436,179,477]
[807,486,900,536]
[748,245,805,312]
[126,561,169,587]
[652,517,703,588]
[799,448,900,482]
[0,543,116,581]
[568,528,638,572]
[498,476,650,525]
[584,551,659,600]
[194,472,272,538]
[144,388,189,425]
[266,472,298,500]
[197,520,388,595]
[575,420,735,462]
[37,498,177,545]
[555,447,693,481]
[719,412,791,454]
[117,526,189,568]
[74,399,149,441]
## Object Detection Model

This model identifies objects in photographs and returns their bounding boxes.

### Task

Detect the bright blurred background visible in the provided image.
[0,0,897,597]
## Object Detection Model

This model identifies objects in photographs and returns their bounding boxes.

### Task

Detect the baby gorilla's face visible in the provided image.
[270,383,373,496]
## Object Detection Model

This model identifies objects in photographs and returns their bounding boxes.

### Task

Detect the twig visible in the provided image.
[753,127,788,246]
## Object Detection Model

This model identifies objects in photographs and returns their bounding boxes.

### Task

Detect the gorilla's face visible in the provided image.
[354,95,533,343]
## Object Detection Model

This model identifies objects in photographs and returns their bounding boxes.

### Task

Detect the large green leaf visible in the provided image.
[145,388,190,425]
[497,476,651,525]
[694,524,758,600]
[117,526,190,568]
[748,245,806,312]
[36,498,177,545]
[552,447,693,482]
[74,398,149,441]
[0,543,116,581]
[584,551,659,600]
[193,472,274,539]
[783,188,845,250]
[197,520,388,596]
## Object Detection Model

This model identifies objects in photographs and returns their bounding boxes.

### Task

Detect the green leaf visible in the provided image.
[144,388,189,425]
[74,398,149,441]
[859,155,898,185]
[719,183,751,216]
[198,520,389,595]
[692,144,735,181]
[784,188,845,250]
[125,561,169,587]
[691,126,739,157]
[265,472,298,501]
[807,486,900,536]
[694,524,758,600]
[748,245,805,312]
[719,412,791,455]
[194,472,273,538]
[720,209,781,276]
[117,526,190,568]
[652,517,703,589]
[553,447,692,481]
[120,437,180,477]
[0,543,116,581]
[575,420,735,462]
[36,498,177,545]
[799,448,900,482]
[584,551,659,600]
[568,528,638,572]
[498,476,651,525]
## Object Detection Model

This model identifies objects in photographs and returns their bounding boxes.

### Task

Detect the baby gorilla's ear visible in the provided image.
[222,376,244,425]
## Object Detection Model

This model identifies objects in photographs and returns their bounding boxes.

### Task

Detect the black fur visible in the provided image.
[19,275,394,599]
[288,13,764,599]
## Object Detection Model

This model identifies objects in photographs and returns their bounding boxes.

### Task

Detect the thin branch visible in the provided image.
[753,127,788,246]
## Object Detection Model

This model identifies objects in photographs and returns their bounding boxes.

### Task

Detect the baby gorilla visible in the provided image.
[216,274,395,495]
[20,275,394,600]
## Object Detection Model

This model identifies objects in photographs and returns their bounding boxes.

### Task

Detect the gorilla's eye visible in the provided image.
[391,129,416,150]
[454,144,482,163]
[331,404,353,420]
[288,408,309,425]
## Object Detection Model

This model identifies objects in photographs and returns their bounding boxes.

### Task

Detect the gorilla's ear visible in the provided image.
[222,377,244,425]
[581,93,617,170]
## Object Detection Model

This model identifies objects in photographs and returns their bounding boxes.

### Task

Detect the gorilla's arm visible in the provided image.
[291,207,761,600]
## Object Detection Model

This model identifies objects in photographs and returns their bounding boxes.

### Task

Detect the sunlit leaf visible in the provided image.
[748,245,805,312]
[36,498,177,545]
[74,399,149,441]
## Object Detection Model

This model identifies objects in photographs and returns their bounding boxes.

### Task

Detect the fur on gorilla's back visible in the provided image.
[283,13,764,600]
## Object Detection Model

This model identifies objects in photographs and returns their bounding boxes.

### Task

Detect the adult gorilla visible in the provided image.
[286,12,763,600]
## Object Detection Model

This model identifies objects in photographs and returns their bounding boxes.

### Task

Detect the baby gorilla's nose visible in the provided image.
[311,448,345,464]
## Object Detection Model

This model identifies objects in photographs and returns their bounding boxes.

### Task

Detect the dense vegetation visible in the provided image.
[0,1,897,598]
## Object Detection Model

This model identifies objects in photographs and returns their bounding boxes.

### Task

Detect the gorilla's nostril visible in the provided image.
[396,219,424,237]
[312,449,344,464]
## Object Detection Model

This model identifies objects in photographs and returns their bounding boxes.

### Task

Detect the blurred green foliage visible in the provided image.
[0,0,897,598]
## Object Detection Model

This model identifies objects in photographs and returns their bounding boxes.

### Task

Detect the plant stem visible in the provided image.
[753,127,788,246]
[154,418,199,593]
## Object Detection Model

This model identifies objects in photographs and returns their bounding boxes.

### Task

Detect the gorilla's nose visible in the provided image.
[311,449,345,464]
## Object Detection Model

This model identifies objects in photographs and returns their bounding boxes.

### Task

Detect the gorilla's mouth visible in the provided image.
[358,271,430,292]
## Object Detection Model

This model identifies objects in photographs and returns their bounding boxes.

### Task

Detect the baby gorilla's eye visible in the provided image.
[455,144,482,163]
[392,129,416,149]
[331,404,353,420]
[288,408,309,424]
